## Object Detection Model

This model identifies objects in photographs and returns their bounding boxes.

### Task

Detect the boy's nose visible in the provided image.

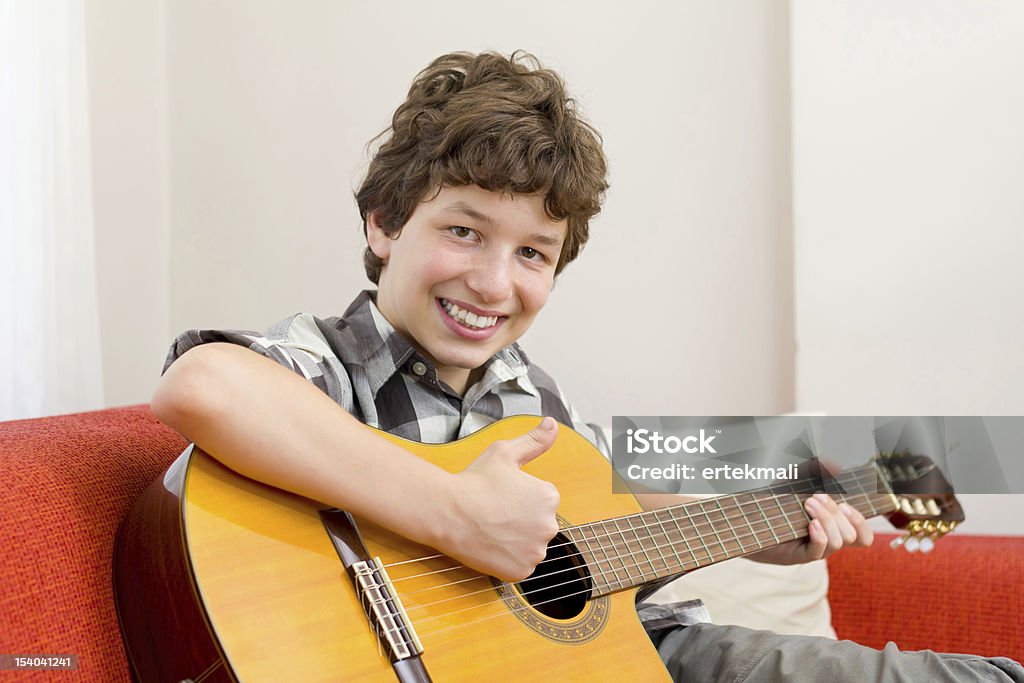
[466,255,514,304]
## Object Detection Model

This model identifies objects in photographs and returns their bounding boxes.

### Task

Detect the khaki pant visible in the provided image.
[650,623,1024,683]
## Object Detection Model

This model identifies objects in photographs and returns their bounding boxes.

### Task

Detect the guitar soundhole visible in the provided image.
[515,532,591,620]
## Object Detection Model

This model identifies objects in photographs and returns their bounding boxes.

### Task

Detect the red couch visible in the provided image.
[1,406,1021,681]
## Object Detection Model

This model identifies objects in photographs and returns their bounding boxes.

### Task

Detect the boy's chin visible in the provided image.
[428,345,499,372]
[433,352,490,371]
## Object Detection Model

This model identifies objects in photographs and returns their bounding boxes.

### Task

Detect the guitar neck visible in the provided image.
[564,463,898,597]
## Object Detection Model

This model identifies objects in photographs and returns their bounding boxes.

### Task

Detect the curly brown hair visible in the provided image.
[356,51,609,284]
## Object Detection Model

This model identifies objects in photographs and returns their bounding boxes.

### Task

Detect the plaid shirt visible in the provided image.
[164,291,710,630]
[164,290,606,451]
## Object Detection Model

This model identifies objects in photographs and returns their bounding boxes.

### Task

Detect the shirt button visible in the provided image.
[411,361,427,376]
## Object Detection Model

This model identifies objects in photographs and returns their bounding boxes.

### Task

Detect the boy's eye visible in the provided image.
[518,246,545,262]
[450,226,474,239]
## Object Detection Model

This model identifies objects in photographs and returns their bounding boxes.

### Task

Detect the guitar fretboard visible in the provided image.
[564,464,897,597]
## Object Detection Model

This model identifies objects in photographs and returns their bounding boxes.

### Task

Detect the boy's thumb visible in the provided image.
[512,417,558,468]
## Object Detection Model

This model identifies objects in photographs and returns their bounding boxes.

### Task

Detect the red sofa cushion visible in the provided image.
[4,406,1020,678]
[828,532,1024,663]
[0,406,186,682]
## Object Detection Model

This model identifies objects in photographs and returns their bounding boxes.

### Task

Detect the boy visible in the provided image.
[153,51,1022,681]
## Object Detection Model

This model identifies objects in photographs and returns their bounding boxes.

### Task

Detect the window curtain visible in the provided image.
[1,0,104,420]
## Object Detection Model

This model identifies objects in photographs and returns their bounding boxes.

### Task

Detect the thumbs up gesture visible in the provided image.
[437,418,562,582]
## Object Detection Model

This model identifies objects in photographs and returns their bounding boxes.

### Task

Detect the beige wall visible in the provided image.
[86,0,169,407]
[88,1,795,421]
[85,2,1022,531]
[792,1,1024,415]
[791,1,1024,533]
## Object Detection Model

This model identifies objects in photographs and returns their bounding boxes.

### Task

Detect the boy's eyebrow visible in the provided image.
[444,202,493,224]
[530,233,564,248]
[442,201,564,247]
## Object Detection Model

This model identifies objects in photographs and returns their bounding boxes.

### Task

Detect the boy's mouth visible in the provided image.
[439,298,501,330]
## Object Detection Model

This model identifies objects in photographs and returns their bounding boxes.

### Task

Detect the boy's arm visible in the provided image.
[152,342,559,582]
[633,491,873,564]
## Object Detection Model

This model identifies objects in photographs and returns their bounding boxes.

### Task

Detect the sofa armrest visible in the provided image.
[827,533,1023,662]
[0,406,187,682]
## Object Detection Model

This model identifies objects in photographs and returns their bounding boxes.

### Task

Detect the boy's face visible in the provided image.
[369,185,566,394]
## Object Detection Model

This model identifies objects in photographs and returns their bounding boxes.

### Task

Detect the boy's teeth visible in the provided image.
[441,299,497,329]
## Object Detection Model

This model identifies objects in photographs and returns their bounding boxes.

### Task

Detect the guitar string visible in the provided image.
[385,467,882,590]
[362,458,914,573]
[412,498,826,644]
[360,462,928,652]
[397,490,829,609]
[382,465,881,576]
[369,474,885,651]
[410,478,887,642]
[400,488,883,622]
[391,481,885,628]
[393,472,884,610]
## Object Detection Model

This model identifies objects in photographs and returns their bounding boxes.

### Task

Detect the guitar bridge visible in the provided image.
[351,557,424,660]
[319,508,433,682]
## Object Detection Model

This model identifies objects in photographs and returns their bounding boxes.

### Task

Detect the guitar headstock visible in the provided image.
[875,452,965,553]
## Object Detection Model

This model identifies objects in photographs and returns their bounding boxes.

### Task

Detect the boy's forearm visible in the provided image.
[151,342,453,551]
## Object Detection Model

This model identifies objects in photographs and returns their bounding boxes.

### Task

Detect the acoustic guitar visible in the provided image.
[113,416,964,682]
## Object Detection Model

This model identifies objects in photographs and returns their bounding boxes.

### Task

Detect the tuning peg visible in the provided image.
[904,536,920,553]
[889,535,906,550]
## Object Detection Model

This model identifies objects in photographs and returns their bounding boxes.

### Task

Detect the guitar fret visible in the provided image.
[568,462,919,599]
[573,523,617,593]
[753,492,780,546]
[625,514,664,580]
[593,520,631,590]
[792,493,811,531]
[852,471,881,517]
[660,508,698,570]
[714,497,746,556]
[696,502,726,563]
[640,511,674,574]
[618,519,644,584]
[589,521,626,592]
[833,471,859,515]
[851,471,884,518]
[735,493,762,549]
[660,508,697,567]
[566,526,599,576]
[612,517,646,585]
[775,494,798,540]
[739,494,765,550]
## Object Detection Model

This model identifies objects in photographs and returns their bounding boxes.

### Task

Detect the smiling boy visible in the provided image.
[152,51,1022,682]
[154,51,610,582]
[366,185,561,396]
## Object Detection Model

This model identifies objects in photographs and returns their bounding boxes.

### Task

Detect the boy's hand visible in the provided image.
[437,417,561,582]
[749,492,874,565]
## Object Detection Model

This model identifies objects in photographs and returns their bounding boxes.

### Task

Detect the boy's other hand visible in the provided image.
[749,492,874,565]
[437,417,561,582]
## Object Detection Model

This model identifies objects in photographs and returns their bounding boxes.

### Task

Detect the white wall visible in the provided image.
[85,0,170,407]
[86,1,794,419]
[791,1,1024,532]
[83,2,1023,530]
[158,1,795,424]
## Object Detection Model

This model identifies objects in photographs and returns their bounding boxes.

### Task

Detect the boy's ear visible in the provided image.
[366,211,393,263]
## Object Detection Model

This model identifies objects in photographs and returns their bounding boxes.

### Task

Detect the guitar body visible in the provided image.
[114,416,671,682]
